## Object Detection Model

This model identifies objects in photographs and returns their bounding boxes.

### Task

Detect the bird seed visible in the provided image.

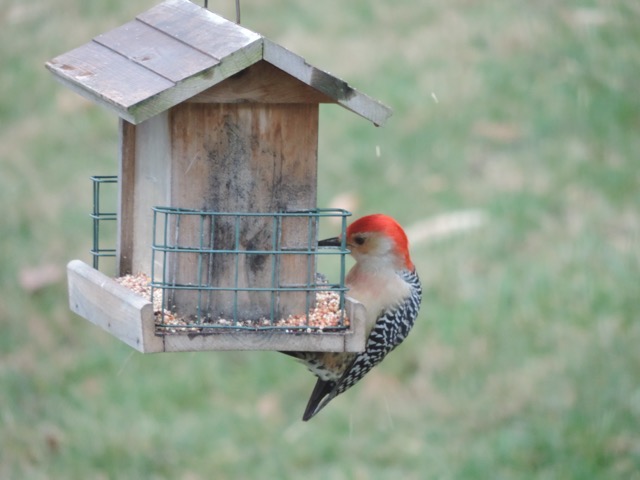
[114,273,349,334]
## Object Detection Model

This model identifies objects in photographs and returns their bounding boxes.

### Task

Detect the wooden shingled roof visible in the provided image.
[45,0,392,126]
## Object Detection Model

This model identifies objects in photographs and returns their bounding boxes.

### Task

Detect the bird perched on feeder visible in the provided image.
[288,213,422,421]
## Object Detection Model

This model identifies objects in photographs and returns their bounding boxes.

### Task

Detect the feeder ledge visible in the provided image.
[67,259,367,354]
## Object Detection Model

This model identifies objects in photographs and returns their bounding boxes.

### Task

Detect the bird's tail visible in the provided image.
[279,351,339,421]
[302,377,336,421]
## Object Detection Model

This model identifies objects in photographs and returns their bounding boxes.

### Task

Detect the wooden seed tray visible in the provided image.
[67,259,366,353]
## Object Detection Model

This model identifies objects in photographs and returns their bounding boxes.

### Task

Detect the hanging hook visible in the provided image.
[203,0,239,24]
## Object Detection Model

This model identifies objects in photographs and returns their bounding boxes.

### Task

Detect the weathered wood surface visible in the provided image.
[263,39,392,127]
[67,259,163,353]
[46,0,260,124]
[116,119,136,276]
[162,298,366,353]
[95,19,219,83]
[164,102,319,321]
[67,260,367,353]
[46,41,173,111]
[162,325,349,352]
[188,61,335,104]
[46,0,391,125]
[117,101,321,322]
[117,114,173,276]
[137,0,260,60]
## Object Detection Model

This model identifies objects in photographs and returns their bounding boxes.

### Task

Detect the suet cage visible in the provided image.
[90,177,352,332]
[149,207,351,331]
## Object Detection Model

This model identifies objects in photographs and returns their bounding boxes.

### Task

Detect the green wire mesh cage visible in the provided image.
[90,176,352,336]
[150,207,351,333]
[90,175,117,270]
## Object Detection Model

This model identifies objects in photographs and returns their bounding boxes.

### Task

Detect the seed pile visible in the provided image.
[114,273,349,334]
[115,273,161,310]
[278,290,349,329]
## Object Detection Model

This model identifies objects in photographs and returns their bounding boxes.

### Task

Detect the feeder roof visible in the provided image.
[45,0,392,126]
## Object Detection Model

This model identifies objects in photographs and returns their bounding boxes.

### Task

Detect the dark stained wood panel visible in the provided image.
[165,102,319,320]
[117,119,137,276]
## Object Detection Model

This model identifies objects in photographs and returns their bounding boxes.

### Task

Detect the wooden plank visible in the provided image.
[188,61,335,104]
[67,259,163,353]
[46,6,262,125]
[130,111,172,276]
[117,119,136,276]
[45,41,173,112]
[163,330,346,352]
[123,48,263,124]
[46,0,390,125]
[137,0,261,60]
[67,260,366,353]
[46,37,258,124]
[126,2,264,123]
[137,0,265,102]
[161,297,366,352]
[263,40,393,126]
[137,1,265,106]
[118,113,173,278]
[343,297,366,352]
[94,19,219,83]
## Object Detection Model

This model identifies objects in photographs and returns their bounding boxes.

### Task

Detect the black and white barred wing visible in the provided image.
[326,270,422,400]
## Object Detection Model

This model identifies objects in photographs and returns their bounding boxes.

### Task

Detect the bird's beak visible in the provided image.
[318,236,342,247]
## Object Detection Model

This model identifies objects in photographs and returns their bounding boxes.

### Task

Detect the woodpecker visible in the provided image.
[288,213,422,421]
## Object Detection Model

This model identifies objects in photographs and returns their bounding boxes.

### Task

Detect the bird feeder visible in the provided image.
[46,0,391,354]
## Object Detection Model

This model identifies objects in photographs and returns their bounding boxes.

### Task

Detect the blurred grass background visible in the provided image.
[2,0,640,478]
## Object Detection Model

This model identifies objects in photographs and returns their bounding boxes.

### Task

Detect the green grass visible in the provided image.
[2,0,640,478]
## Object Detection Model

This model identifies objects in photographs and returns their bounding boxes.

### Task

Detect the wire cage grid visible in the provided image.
[150,207,351,332]
[89,175,353,335]
[90,175,118,270]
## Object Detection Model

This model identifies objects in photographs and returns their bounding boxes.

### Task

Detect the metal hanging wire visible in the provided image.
[204,1,241,24]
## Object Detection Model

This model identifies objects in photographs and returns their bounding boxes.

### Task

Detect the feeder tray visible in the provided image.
[67,260,366,354]
[71,189,366,353]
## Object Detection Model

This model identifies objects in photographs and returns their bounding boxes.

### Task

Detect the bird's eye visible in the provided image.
[353,235,365,245]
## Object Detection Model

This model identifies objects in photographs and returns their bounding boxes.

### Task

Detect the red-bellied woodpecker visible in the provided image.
[288,213,422,421]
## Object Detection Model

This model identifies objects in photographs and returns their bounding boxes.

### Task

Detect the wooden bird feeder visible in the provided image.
[46,0,392,354]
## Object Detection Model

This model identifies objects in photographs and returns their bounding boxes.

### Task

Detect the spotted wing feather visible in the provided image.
[303,270,422,420]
